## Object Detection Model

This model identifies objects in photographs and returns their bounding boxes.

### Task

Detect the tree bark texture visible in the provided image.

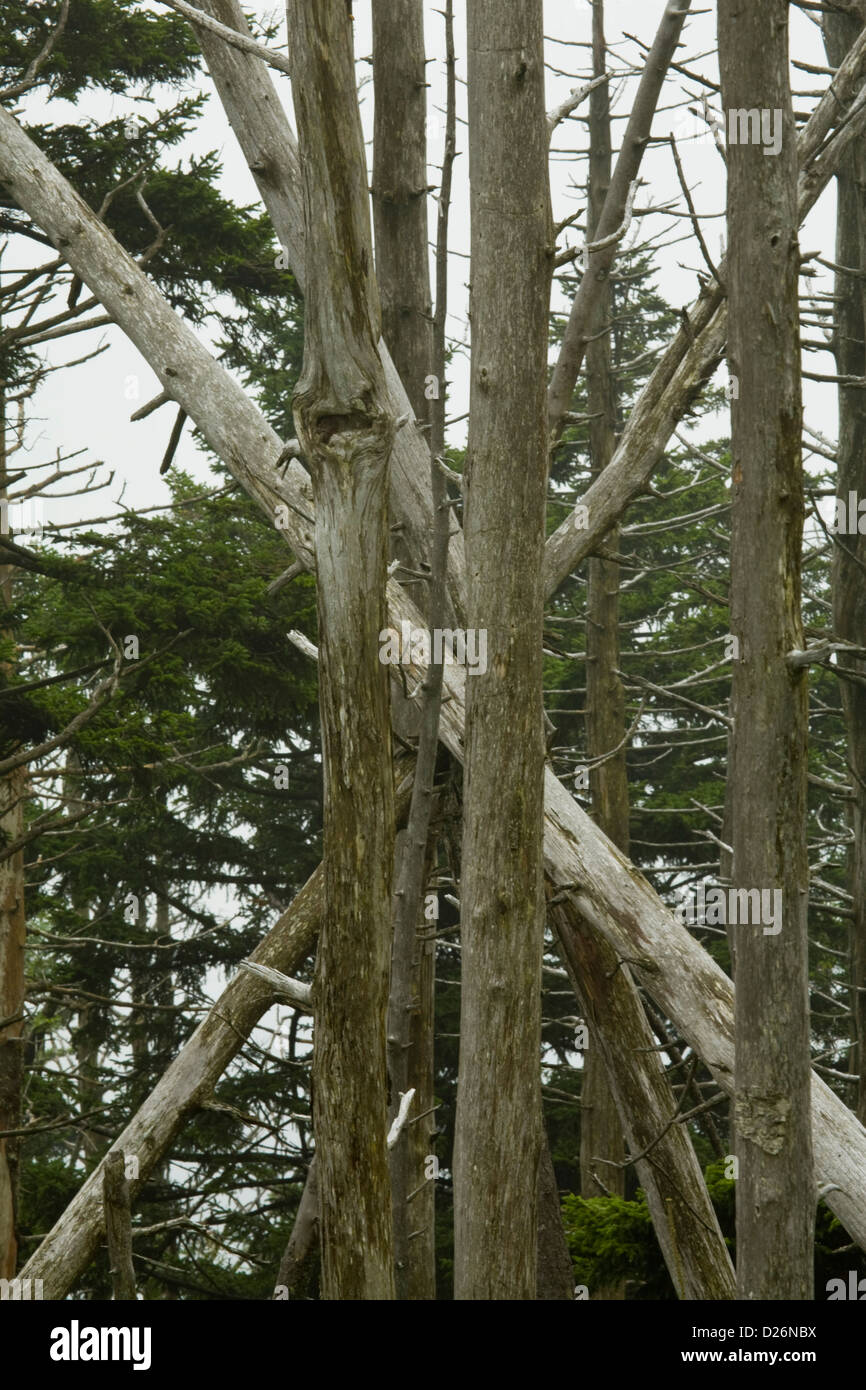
[371,0,432,421]
[286,0,396,1301]
[580,2,628,1261]
[102,1152,137,1301]
[719,0,815,1300]
[452,0,552,1301]
[275,1155,320,1299]
[0,387,25,1281]
[824,3,866,1129]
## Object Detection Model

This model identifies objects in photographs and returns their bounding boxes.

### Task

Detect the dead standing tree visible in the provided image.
[285,0,397,1300]
[719,0,814,1299]
[451,0,552,1300]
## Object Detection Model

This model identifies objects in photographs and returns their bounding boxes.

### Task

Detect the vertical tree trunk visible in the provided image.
[718,0,815,1299]
[286,0,396,1301]
[371,0,432,422]
[580,5,627,1280]
[824,2,866,1128]
[453,0,552,1300]
[535,1130,574,1300]
[103,1152,137,1301]
[0,763,24,1282]
[0,373,25,1282]
[371,0,439,1300]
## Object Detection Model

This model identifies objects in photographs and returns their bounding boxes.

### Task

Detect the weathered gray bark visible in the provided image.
[103,1152,136,1300]
[719,0,815,1300]
[0,384,24,1281]
[274,1155,319,1299]
[0,768,24,1282]
[824,3,866,1129]
[535,1133,574,1300]
[551,896,735,1300]
[286,0,396,1301]
[580,3,627,1267]
[371,0,439,1301]
[371,0,432,421]
[452,0,552,1301]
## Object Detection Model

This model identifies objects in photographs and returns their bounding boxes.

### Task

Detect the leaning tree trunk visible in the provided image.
[580,2,628,1268]
[286,0,397,1301]
[452,0,552,1300]
[824,2,866,1129]
[719,0,815,1299]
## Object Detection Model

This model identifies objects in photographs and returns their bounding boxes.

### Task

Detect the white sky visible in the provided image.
[12,0,840,532]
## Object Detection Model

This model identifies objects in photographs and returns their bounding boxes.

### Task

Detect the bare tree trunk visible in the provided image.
[453,0,552,1301]
[0,375,25,1281]
[370,0,440,1300]
[551,899,736,1300]
[535,1133,574,1300]
[103,1152,136,1300]
[824,2,866,1128]
[274,1155,319,1299]
[286,0,396,1301]
[719,0,815,1299]
[371,0,432,421]
[580,4,627,1276]
[0,768,24,1282]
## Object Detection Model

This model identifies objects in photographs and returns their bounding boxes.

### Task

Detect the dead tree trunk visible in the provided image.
[824,3,866,1129]
[580,2,628,1264]
[535,1134,575,1300]
[719,0,815,1299]
[286,0,396,1301]
[370,0,439,1300]
[274,1155,320,1299]
[103,1152,136,1301]
[452,0,552,1300]
[371,0,432,421]
[0,379,25,1282]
